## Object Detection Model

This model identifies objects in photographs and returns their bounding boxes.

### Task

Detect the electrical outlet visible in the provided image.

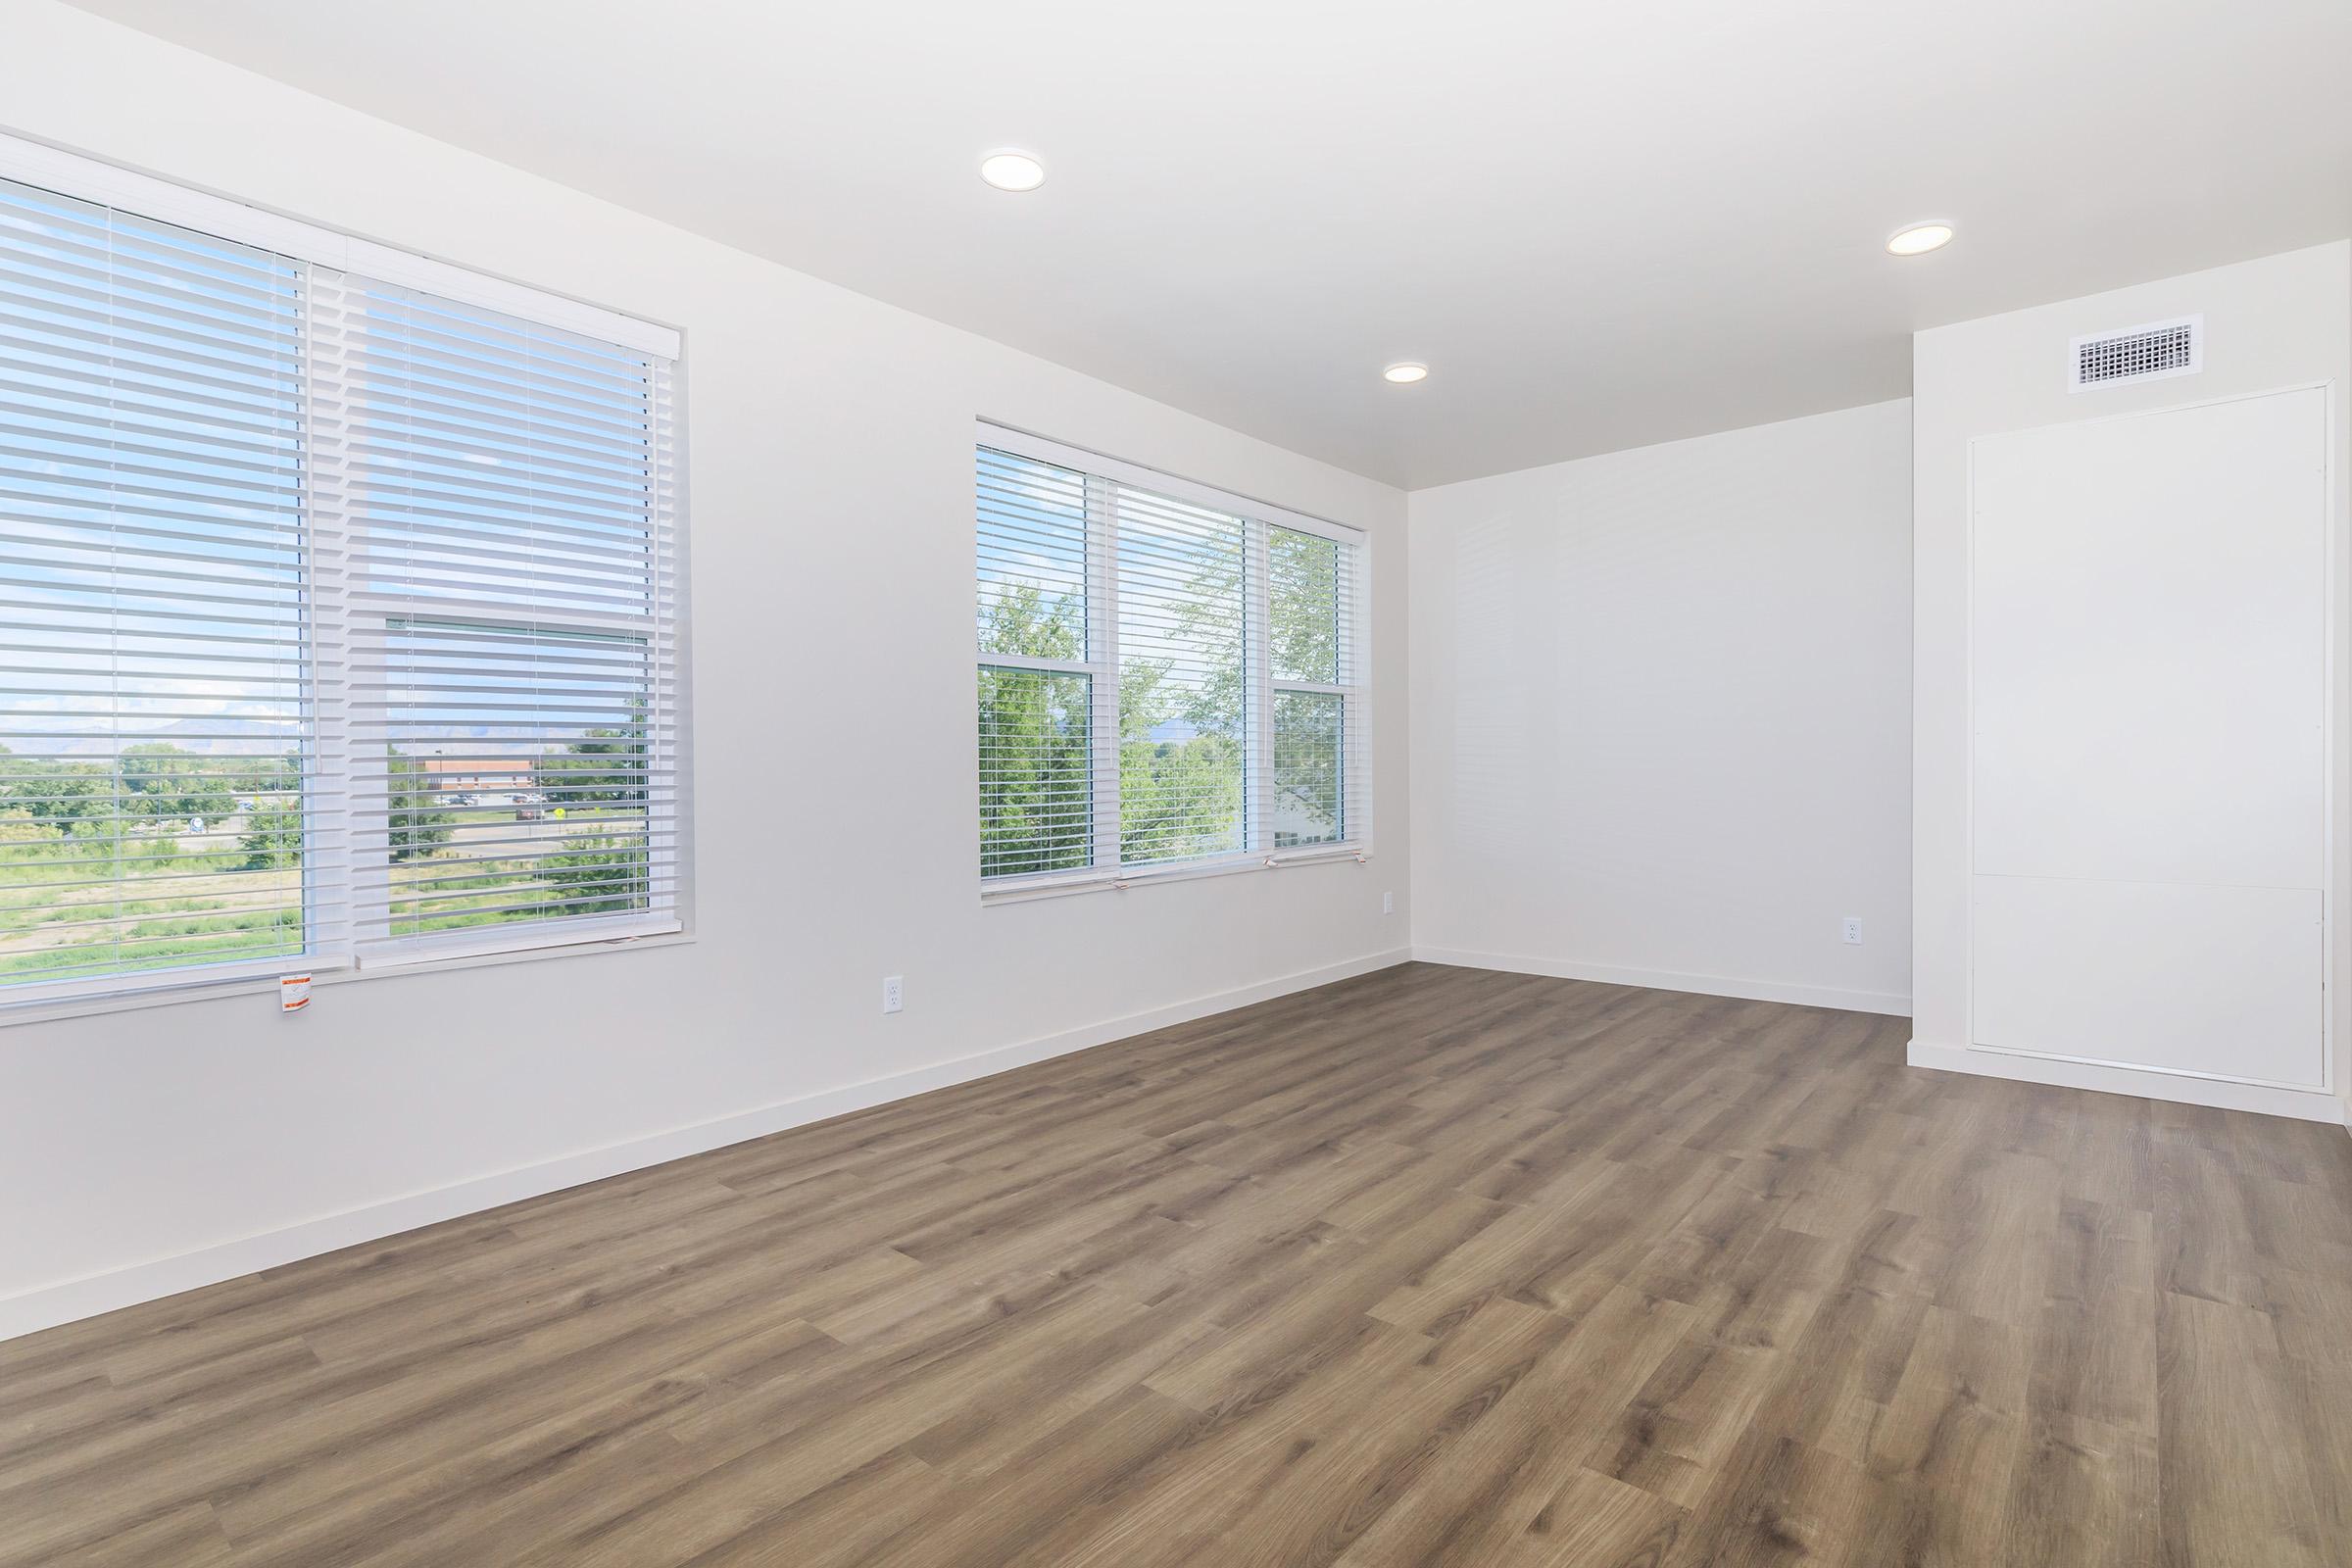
[881,975,904,1014]
[1840,917,1863,946]
[1382,891,1396,915]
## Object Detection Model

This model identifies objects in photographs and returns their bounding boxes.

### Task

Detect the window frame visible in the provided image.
[975,422,1372,903]
[0,133,692,1025]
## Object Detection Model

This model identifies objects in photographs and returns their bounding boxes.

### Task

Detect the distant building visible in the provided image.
[419,757,535,794]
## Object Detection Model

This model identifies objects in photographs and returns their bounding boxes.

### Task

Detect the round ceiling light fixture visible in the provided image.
[979,151,1047,192]
[1886,220,1955,257]
[1382,362,1429,384]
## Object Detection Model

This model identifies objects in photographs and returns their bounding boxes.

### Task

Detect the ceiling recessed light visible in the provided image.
[1383,362,1429,384]
[1886,221,1954,257]
[979,151,1046,192]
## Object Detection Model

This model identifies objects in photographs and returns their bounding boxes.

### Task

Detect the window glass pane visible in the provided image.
[977,448,1087,661]
[1116,487,1245,867]
[1270,526,1342,684]
[979,665,1091,877]
[378,621,654,937]
[1271,690,1345,848]
[0,176,310,988]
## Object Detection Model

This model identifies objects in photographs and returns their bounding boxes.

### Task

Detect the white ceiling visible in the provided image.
[68,0,2352,488]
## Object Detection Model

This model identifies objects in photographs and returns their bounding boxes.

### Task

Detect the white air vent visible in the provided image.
[2069,315,2202,392]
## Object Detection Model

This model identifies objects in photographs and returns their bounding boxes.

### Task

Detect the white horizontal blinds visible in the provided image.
[1114,483,1248,867]
[976,446,1096,878]
[0,175,321,993]
[1267,524,1358,849]
[317,271,679,946]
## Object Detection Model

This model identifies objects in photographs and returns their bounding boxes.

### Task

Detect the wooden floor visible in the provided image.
[5,963,2351,1566]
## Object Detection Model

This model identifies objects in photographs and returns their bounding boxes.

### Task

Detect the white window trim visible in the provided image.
[978,843,1373,906]
[977,423,1368,548]
[353,910,685,971]
[0,134,694,1027]
[975,421,1374,904]
[0,926,692,1031]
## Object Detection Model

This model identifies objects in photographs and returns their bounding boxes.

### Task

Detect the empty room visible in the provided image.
[1,1,2349,1563]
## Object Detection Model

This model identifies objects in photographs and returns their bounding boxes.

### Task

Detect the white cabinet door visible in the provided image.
[1970,388,2328,1088]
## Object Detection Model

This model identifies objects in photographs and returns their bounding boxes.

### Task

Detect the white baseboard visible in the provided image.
[0,947,1412,1344]
[1411,945,1911,1017]
[1906,1039,2349,1124]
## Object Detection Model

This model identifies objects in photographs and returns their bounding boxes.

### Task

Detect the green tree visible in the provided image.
[977,583,1091,876]
[1113,651,1243,865]
[538,695,650,808]
[976,529,1348,876]
[239,753,307,869]
[387,748,454,861]
[1268,529,1342,683]
[536,833,649,917]
[0,748,111,835]
[1118,732,1243,862]
[120,743,236,825]
[1152,527,1345,852]
[1262,530,1346,844]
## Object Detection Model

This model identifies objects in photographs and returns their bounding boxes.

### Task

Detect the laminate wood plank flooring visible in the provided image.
[4,961,2349,1565]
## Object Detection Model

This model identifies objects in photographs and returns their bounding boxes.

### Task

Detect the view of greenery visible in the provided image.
[0,745,305,981]
[976,582,1092,877]
[385,696,654,934]
[976,494,1347,879]
[0,720,654,982]
[1263,524,1347,848]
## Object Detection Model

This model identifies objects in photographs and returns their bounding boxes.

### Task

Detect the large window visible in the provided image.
[0,142,683,1011]
[975,427,1368,894]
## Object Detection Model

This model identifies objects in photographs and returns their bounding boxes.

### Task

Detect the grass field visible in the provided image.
[0,798,652,985]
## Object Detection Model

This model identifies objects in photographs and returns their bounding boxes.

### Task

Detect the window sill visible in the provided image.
[981,844,1371,906]
[0,923,695,1031]
[358,916,683,971]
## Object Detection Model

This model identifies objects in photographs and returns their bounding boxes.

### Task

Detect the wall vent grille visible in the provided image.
[2069,315,2202,391]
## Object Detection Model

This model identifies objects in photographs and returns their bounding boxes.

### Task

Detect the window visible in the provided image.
[320,278,679,950]
[0,140,684,1012]
[975,426,1368,895]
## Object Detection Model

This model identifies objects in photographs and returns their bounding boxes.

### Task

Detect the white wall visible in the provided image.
[1911,241,2352,1122]
[1407,400,1913,1014]
[0,2,1410,1336]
